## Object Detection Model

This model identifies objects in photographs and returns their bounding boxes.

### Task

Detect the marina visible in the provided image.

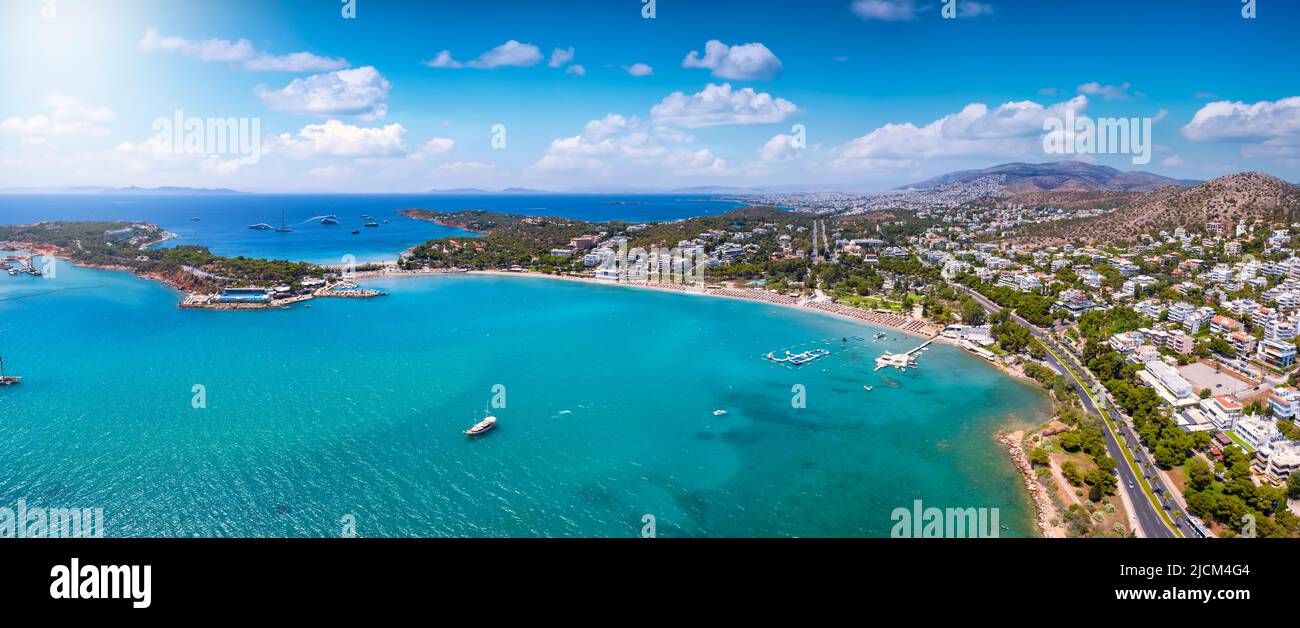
[1,255,44,277]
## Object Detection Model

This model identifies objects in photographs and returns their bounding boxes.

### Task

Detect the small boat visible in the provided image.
[364,221,380,228]
[321,216,340,225]
[874,332,887,340]
[863,386,873,391]
[464,416,497,436]
[713,409,727,416]
[351,230,361,235]
[0,356,21,386]
[248,223,273,230]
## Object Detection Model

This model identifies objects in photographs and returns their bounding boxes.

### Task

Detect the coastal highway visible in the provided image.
[956,285,1181,539]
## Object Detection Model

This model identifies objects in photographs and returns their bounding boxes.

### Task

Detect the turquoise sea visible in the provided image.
[0,259,1050,537]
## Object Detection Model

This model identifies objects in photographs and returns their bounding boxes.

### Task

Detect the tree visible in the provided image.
[1187,457,1214,492]
[1059,430,1083,452]
[1062,461,1084,486]
[1029,447,1050,466]
[994,322,1033,354]
[1289,473,1300,500]
[961,300,986,326]
[1085,468,1118,502]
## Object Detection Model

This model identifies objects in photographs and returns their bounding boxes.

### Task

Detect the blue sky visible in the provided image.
[1,0,1297,192]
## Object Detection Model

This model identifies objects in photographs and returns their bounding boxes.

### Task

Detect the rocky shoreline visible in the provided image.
[999,430,1065,538]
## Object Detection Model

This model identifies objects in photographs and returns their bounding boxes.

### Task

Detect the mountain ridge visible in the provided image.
[900,160,1198,193]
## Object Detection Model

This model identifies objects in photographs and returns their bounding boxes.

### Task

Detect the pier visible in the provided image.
[874,336,939,371]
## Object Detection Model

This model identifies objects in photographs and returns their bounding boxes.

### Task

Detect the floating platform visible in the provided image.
[766,349,830,366]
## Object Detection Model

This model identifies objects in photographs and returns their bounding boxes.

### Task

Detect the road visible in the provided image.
[958,285,1180,538]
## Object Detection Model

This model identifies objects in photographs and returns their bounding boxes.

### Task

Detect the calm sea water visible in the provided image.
[0,262,1049,537]
[0,194,747,264]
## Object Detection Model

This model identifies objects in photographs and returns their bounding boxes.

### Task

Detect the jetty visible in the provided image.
[874,336,938,371]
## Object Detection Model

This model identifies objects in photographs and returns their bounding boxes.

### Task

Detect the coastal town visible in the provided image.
[393,187,1300,538]
[5,184,1300,539]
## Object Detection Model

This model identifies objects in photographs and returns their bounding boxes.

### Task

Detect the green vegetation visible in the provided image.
[0,221,321,291]
[402,207,948,309]
[1183,447,1300,537]
[957,276,1056,326]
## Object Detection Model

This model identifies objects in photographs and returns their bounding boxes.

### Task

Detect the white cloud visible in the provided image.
[1182,97,1300,142]
[624,63,654,77]
[424,41,544,70]
[959,1,995,18]
[760,133,802,161]
[138,28,347,72]
[526,114,724,179]
[650,83,799,128]
[662,148,727,175]
[422,51,463,69]
[1077,81,1135,101]
[1162,155,1185,167]
[830,96,1089,171]
[419,137,456,156]
[549,47,575,68]
[468,40,543,69]
[682,40,783,80]
[256,67,391,120]
[1184,97,1300,163]
[850,0,917,21]
[270,120,407,157]
[566,65,586,76]
[0,95,116,137]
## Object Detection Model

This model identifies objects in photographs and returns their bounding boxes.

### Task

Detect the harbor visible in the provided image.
[1,255,44,277]
[179,280,387,310]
